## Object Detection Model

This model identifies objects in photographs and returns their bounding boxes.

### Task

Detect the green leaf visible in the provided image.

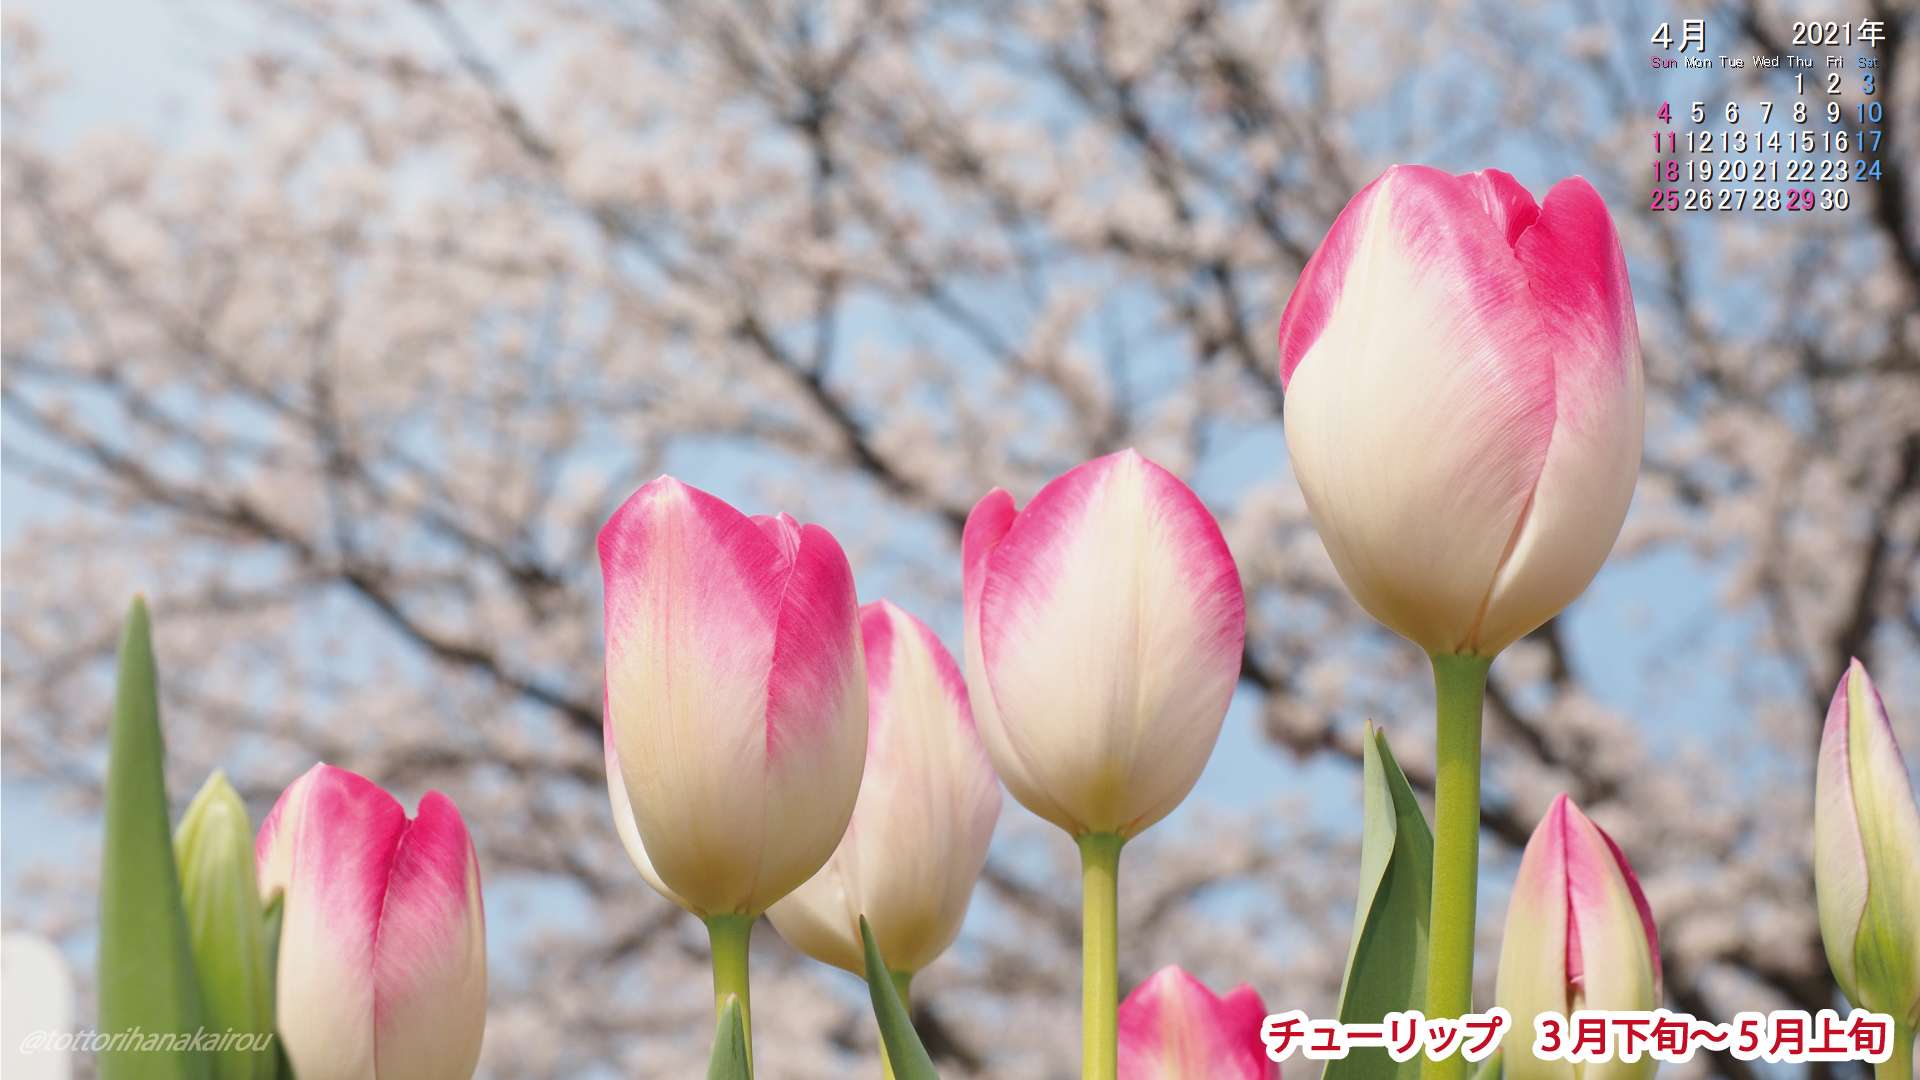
[705,995,750,1080]
[1323,722,1433,1080]
[859,916,937,1079]
[260,893,292,1080]
[98,597,211,1080]
[174,771,275,1080]
[1469,1050,1503,1080]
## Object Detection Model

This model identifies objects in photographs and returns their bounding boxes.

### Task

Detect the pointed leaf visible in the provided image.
[98,597,210,1080]
[705,995,751,1080]
[1323,723,1432,1080]
[860,916,938,1079]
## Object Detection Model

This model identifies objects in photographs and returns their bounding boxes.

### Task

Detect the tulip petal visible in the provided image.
[602,715,686,908]
[849,602,998,972]
[1277,174,1384,389]
[370,793,487,1080]
[1117,966,1274,1080]
[759,517,867,761]
[1561,805,1658,1020]
[1278,166,1557,655]
[1592,823,1662,996]
[1474,177,1643,653]
[1816,669,1871,995]
[261,765,407,1080]
[751,518,869,910]
[1821,660,1920,1021]
[766,857,863,974]
[960,489,1019,608]
[1280,167,1541,385]
[1512,178,1637,392]
[1496,800,1573,1080]
[254,773,304,905]
[769,600,999,975]
[601,478,779,913]
[963,488,1080,832]
[975,450,1243,836]
[1466,168,1543,246]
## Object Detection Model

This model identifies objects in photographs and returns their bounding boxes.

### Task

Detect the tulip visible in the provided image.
[3,932,74,1080]
[174,771,273,1080]
[1117,966,1275,1080]
[1495,794,1660,1080]
[256,764,486,1080]
[963,449,1245,1080]
[1275,164,1643,660]
[600,475,868,1055]
[768,600,1001,982]
[1815,659,1920,1076]
[1277,166,1644,1074]
[961,449,1244,841]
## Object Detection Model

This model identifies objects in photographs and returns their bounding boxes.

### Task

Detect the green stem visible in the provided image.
[1078,832,1124,1080]
[706,914,755,1071]
[891,971,913,1008]
[1424,652,1491,1080]
[1877,1023,1914,1080]
[880,971,913,1080]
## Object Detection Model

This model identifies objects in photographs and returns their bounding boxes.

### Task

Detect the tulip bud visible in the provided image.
[173,771,272,1080]
[1118,966,1275,1080]
[256,764,486,1080]
[599,476,867,917]
[1495,795,1660,1080]
[1815,659,1920,1027]
[1277,165,1643,658]
[962,449,1244,839]
[768,601,1001,976]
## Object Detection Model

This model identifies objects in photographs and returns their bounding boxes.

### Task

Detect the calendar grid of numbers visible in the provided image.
[1648,16,1887,213]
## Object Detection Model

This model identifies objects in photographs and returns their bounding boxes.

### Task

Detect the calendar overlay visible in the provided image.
[1649,17,1887,213]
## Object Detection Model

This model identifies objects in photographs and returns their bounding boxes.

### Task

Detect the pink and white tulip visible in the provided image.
[1495,794,1660,1080]
[1277,165,1643,658]
[962,450,1244,839]
[1815,659,1920,1026]
[600,476,867,917]
[255,764,486,1080]
[768,601,1001,976]
[1117,966,1275,1080]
